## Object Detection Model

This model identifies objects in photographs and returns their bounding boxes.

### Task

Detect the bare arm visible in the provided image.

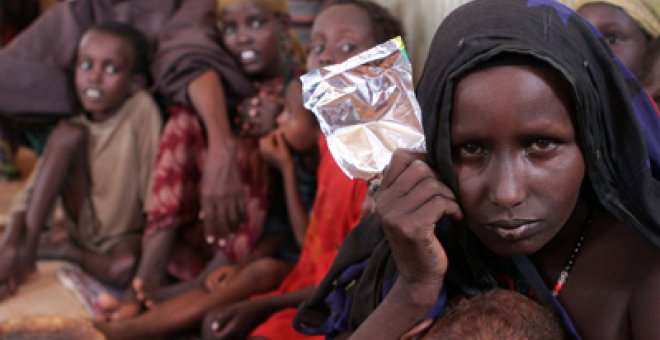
[0,212,28,299]
[280,152,309,245]
[187,70,245,240]
[259,130,309,245]
[202,287,316,339]
[349,151,462,339]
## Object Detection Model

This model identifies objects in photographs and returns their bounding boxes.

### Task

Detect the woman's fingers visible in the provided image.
[379,150,428,190]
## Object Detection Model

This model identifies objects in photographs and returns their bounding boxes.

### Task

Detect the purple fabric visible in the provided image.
[528,0,572,24]
[297,259,369,336]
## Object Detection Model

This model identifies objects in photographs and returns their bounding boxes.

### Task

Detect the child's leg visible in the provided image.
[131,227,177,304]
[23,121,89,270]
[0,212,28,299]
[96,258,293,338]
[39,233,140,288]
[79,238,141,288]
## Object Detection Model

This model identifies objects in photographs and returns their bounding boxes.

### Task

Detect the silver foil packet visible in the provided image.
[301,36,425,183]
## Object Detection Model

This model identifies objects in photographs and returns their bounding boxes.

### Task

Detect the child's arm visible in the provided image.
[202,287,316,339]
[259,131,309,246]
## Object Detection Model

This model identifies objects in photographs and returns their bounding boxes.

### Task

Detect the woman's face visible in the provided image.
[578,3,648,77]
[451,65,585,256]
[220,3,284,78]
[307,4,377,71]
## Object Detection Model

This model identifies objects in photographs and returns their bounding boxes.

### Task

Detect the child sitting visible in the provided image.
[95,79,321,340]
[0,22,161,293]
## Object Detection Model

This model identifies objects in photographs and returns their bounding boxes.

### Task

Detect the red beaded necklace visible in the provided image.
[552,214,593,297]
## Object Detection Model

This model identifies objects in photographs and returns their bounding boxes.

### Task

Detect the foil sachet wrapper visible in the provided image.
[301,36,424,183]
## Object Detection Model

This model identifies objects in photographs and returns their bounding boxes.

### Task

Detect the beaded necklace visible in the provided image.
[552,213,593,297]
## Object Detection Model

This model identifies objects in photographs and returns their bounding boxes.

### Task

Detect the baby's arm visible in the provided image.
[259,131,309,245]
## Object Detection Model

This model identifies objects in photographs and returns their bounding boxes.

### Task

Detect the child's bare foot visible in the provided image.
[97,292,142,321]
[37,232,80,262]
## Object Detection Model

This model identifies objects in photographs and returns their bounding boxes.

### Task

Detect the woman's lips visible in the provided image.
[486,220,540,241]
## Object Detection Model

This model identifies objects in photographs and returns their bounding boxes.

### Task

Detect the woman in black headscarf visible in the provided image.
[293,0,660,339]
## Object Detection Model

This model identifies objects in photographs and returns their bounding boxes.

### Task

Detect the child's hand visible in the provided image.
[236,95,283,137]
[259,130,293,171]
[205,264,239,291]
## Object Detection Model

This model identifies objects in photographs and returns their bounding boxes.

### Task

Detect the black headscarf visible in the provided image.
[419,0,660,249]
[295,0,660,336]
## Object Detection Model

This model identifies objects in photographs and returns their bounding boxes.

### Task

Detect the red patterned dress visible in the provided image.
[145,65,303,280]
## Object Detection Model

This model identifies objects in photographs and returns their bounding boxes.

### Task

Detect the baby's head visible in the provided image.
[424,290,564,340]
[641,37,660,106]
[75,22,149,121]
[217,0,291,80]
[307,0,403,71]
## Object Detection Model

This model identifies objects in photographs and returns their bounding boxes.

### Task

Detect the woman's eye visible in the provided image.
[604,33,621,45]
[528,138,557,151]
[79,60,92,70]
[340,43,357,54]
[458,143,484,156]
[104,64,119,75]
[221,23,236,35]
[310,43,324,55]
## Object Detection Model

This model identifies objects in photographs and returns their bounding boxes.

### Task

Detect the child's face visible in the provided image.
[451,65,585,257]
[307,4,377,71]
[276,79,319,153]
[220,3,284,78]
[578,3,648,77]
[75,31,136,121]
[644,58,660,106]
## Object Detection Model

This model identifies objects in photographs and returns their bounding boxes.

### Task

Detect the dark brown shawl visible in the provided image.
[0,0,253,119]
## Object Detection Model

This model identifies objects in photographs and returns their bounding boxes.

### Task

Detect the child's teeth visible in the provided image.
[241,50,256,61]
[86,88,100,99]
